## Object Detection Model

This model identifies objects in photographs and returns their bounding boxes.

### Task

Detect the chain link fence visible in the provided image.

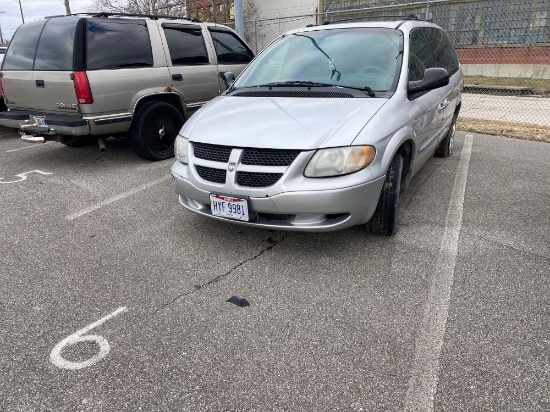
[242,0,550,128]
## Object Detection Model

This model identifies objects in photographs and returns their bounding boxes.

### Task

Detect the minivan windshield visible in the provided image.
[234,27,403,94]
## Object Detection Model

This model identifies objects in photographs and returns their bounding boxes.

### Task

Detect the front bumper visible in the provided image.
[0,110,89,138]
[171,160,385,232]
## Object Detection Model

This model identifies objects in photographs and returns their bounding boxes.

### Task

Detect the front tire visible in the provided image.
[366,153,403,235]
[129,101,184,161]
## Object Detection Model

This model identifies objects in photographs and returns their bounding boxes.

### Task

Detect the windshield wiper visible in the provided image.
[360,86,376,97]
[261,81,336,88]
[236,82,377,97]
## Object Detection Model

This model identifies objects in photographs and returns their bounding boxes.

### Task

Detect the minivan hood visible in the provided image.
[185,95,388,149]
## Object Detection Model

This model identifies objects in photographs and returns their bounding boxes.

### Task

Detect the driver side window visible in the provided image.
[409,29,435,81]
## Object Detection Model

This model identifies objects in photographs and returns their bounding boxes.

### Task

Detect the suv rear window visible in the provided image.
[2,20,46,70]
[86,19,153,70]
[34,18,78,70]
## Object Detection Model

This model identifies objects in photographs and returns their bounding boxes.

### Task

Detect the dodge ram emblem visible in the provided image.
[228,162,236,172]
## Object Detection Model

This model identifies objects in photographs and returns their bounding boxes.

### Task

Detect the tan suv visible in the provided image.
[0,12,254,160]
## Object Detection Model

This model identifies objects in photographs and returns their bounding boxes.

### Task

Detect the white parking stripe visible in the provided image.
[404,134,474,412]
[66,175,171,220]
[6,142,54,153]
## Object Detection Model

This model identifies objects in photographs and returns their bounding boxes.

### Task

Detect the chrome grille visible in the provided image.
[242,149,300,166]
[193,142,231,163]
[192,145,301,188]
[195,165,226,184]
[237,172,282,187]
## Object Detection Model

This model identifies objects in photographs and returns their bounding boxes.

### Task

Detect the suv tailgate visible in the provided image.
[2,70,79,114]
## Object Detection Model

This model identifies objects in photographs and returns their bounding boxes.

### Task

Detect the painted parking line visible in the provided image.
[404,134,474,412]
[6,142,54,153]
[66,175,171,220]
[0,170,52,184]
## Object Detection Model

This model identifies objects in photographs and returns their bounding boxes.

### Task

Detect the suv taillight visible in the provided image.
[0,75,6,101]
[72,71,94,104]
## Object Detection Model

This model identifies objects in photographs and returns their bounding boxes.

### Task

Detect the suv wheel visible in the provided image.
[129,101,184,161]
[434,115,456,158]
[366,153,403,235]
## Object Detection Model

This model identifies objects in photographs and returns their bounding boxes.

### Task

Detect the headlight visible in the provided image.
[174,134,189,164]
[304,146,376,177]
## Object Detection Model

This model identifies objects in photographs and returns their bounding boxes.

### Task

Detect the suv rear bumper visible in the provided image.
[0,110,89,136]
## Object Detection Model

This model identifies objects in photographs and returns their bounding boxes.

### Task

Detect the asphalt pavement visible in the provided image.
[0,128,548,411]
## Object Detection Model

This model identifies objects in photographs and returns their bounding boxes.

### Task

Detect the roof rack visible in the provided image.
[45,11,201,23]
[323,14,424,24]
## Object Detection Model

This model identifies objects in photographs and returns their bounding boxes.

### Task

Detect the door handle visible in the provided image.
[437,99,449,111]
[172,74,183,81]
[35,80,45,87]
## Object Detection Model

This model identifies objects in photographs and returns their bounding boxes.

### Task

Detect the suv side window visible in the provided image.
[35,18,78,71]
[164,27,210,65]
[86,19,153,70]
[2,20,46,70]
[421,27,460,76]
[209,29,254,64]
[409,28,435,81]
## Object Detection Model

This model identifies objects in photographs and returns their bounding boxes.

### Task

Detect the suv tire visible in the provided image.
[366,153,403,235]
[434,115,456,158]
[129,101,184,161]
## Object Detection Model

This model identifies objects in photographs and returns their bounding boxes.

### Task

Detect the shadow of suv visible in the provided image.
[0,12,254,160]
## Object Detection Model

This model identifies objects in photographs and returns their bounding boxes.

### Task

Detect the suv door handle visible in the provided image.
[35,80,45,87]
[437,99,449,111]
[172,74,183,81]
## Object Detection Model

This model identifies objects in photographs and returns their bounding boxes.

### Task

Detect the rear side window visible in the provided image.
[34,18,78,70]
[209,30,254,64]
[164,27,209,65]
[2,20,46,70]
[421,27,460,76]
[86,19,153,70]
[409,29,435,81]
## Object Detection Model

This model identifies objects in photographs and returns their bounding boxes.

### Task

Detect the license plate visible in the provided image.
[33,116,48,127]
[210,194,249,221]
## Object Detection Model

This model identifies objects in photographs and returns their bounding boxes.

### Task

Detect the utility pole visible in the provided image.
[0,11,4,45]
[17,0,24,24]
[234,0,243,36]
[64,0,71,15]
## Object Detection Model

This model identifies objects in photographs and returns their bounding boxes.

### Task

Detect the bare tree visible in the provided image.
[87,0,259,21]
[88,0,187,16]
[185,0,233,23]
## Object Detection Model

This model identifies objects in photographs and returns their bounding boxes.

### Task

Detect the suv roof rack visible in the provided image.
[45,11,202,23]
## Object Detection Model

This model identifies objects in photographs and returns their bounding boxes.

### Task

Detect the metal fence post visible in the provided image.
[426,0,431,20]
[254,19,258,54]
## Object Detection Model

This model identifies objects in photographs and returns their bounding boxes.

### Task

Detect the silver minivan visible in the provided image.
[171,19,463,234]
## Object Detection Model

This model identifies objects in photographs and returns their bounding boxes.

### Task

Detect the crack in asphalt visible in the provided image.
[124,235,287,328]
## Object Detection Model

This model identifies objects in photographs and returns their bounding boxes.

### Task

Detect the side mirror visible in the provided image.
[220,71,235,88]
[408,67,449,96]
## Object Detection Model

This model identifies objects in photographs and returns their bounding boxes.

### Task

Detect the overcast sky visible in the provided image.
[1,0,91,42]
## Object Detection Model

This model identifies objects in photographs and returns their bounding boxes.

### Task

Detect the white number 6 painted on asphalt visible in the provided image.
[50,307,127,370]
